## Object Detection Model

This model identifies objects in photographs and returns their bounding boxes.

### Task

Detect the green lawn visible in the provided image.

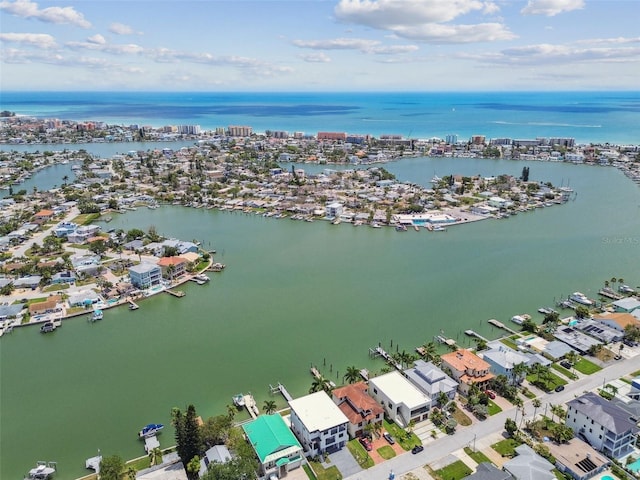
[500,338,519,350]
[491,438,522,457]
[308,460,342,480]
[377,445,396,460]
[487,400,502,416]
[463,447,492,465]
[303,464,317,480]
[451,405,473,426]
[432,460,472,480]
[526,371,567,392]
[347,439,374,469]
[383,419,421,450]
[551,363,578,380]
[573,358,602,375]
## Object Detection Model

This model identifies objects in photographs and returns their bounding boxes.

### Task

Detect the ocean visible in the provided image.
[1,91,639,145]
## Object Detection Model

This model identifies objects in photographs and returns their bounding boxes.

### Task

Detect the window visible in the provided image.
[331,427,338,435]
[373,388,377,394]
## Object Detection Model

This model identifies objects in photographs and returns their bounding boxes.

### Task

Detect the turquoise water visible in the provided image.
[1,156,640,479]
[627,459,640,472]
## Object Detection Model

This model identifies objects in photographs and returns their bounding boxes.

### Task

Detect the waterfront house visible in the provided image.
[157,256,187,281]
[368,371,431,427]
[553,326,603,355]
[331,382,384,439]
[242,414,303,477]
[547,438,610,480]
[502,444,555,480]
[51,271,76,285]
[33,209,55,224]
[28,295,62,316]
[440,349,494,395]
[67,225,101,244]
[404,360,458,407]
[289,391,349,456]
[574,318,622,343]
[612,297,640,314]
[326,202,343,219]
[68,290,101,307]
[566,392,639,459]
[481,345,530,385]
[128,263,163,289]
[594,312,640,333]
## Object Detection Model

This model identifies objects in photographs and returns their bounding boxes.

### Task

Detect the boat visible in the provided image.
[370,222,382,228]
[395,224,407,232]
[26,461,56,479]
[538,307,552,314]
[40,322,56,333]
[510,315,526,325]
[619,284,636,294]
[569,292,593,306]
[104,216,112,223]
[138,423,164,438]
[432,225,447,232]
[232,393,245,407]
[90,309,103,322]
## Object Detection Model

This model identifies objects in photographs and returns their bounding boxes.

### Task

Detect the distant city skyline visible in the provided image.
[1,0,638,91]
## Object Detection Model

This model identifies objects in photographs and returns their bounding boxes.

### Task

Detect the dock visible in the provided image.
[144,435,160,453]
[165,289,185,298]
[369,345,402,370]
[269,382,292,402]
[598,288,623,300]
[85,455,102,472]
[488,318,518,335]
[128,299,139,310]
[465,329,489,342]
[433,335,457,348]
[243,394,259,419]
[359,369,369,381]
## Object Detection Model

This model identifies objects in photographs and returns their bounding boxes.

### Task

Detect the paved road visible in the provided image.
[344,353,640,480]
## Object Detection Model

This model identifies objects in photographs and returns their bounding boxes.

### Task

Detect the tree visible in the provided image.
[125,465,137,480]
[552,424,574,444]
[437,391,450,408]
[505,418,518,436]
[309,375,332,394]
[263,399,277,415]
[624,324,640,343]
[575,305,590,319]
[474,338,488,351]
[420,341,440,364]
[511,362,528,386]
[521,166,530,182]
[542,311,560,326]
[186,456,201,480]
[172,405,201,475]
[521,318,538,333]
[99,454,125,480]
[200,414,233,448]
[89,239,107,256]
[148,447,163,466]
[343,365,361,384]
[532,398,541,421]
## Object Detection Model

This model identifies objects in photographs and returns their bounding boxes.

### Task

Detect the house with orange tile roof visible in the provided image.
[157,256,187,280]
[29,295,63,315]
[440,349,494,395]
[332,382,384,438]
[33,209,55,224]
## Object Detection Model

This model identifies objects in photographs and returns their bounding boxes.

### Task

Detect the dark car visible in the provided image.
[411,445,424,454]
[555,385,565,392]
[359,437,372,451]
[383,432,395,445]
[560,361,572,369]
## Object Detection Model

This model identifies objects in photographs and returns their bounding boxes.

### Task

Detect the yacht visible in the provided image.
[233,393,245,407]
[138,423,164,438]
[40,322,56,333]
[90,309,103,322]
[569,292,593,306]
[26,462,56,479]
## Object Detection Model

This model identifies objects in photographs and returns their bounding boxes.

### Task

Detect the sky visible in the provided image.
[0,0,639,91]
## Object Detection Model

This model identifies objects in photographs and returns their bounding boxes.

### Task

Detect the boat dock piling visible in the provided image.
[269,382,292,402]
[433,335,457,348]
[165,289,185,298]
[488,318,517,335]
[368,345,402,370]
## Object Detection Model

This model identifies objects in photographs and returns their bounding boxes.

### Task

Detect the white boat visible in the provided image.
[233,393,245,407]
[26,462,56,479]
[569,292,593,306]
[90,309,103,322]
[432,225,447,232]
[370,222,382,228]
[430,175,442,184]
[619,284,635,294]
[511,315,525,325]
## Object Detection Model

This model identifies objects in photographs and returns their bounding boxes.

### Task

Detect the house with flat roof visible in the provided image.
[404,360,457,407]
[575,319,622,343]
[553,326,602,355]
[547,438,610,480]
[440,349,494,395]
[129,263,163,289]
[242,414,303,477]
[502,444,555,480]
[595,312,640,333]
[566,392,639,459]
[368,371,431,427]
[289,391,349,456]
[612,297,640,314]
[331,382,384,439]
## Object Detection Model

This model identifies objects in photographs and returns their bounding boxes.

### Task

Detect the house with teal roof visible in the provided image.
[242,414,303,477]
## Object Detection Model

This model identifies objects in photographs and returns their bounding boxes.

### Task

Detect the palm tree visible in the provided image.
[343,365,361,384]
[532,398,541,421]
[226,404,236,420]
[148,447,163,466]
[309,375,331,393]
[605,384,619,397]
[512,362,528,385]
[437,391,450,408]
[263,399,277,415]
[421,341,440,364]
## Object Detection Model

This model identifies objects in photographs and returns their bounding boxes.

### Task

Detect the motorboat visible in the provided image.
[40,322,56,333]
[26,461,56,479]
[569,292,593,306]
[91,309,103,322]
[139,423,164,438]
[619,284,636,294]
[233,393,245,407]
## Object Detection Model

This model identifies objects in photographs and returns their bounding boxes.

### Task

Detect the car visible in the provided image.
[383,432,395,445]
[359,437,372,451]
[560,361,572,369]
[411,445,424,454]
[484,390,496,399]
[554,385,565,392]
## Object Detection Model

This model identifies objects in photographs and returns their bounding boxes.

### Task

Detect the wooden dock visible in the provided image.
[243,394,259,419]
[465,329,489,342]
[310,365,336,388]
[128,299,139,310]
[270,382,292,402]
[165,289,185,298]
[598,288,623,300]
[488,318,517,335]
[369,345,402,370]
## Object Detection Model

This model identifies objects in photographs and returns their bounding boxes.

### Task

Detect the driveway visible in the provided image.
[326,447,362,478]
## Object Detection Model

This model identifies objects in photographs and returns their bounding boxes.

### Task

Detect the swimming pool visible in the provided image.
[600,475,614,480]
[627,457,640,472]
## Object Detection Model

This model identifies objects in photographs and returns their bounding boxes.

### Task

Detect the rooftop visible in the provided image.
[568,392,639,435]
[368,371,430,409]
[289,391,349,433]
[441,349,491,373]
[242,414,302,464]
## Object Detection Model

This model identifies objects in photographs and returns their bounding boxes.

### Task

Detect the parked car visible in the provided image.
[411,445,424,454]
[484,390,496,399]
[359,437,372,451]
[555,385,565,392]
[383,432,395,445]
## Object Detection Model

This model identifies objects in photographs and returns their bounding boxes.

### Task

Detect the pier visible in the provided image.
[368,345,402,370]
[128,299,139,310]
[243,394,259,419]
[269,382,292,402]
[464,329,489,342]
[488,318,518,335]
[310,365,337,388]
[433,335,457,348]
[598,288,623,300]
[165,289,185,298]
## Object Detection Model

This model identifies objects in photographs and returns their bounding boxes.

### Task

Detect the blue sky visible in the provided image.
[1,0,638,91]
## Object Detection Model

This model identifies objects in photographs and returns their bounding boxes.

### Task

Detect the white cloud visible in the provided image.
[109,22,137,35]
[299,52,332,63]
[521,0,584,16]
[86,34,106,45]
[0,0,91,28]
[334,0,512,44]
[0,32,56,49]
[66,40,144,55]
[292,37,419,54]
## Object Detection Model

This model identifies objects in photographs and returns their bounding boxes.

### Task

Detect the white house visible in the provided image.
[566,392,638,459]
[325,202,343,219]
[368,371,430,427]
[288,391,349,456]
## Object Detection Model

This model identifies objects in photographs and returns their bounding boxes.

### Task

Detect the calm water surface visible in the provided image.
[1,157,639,479]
